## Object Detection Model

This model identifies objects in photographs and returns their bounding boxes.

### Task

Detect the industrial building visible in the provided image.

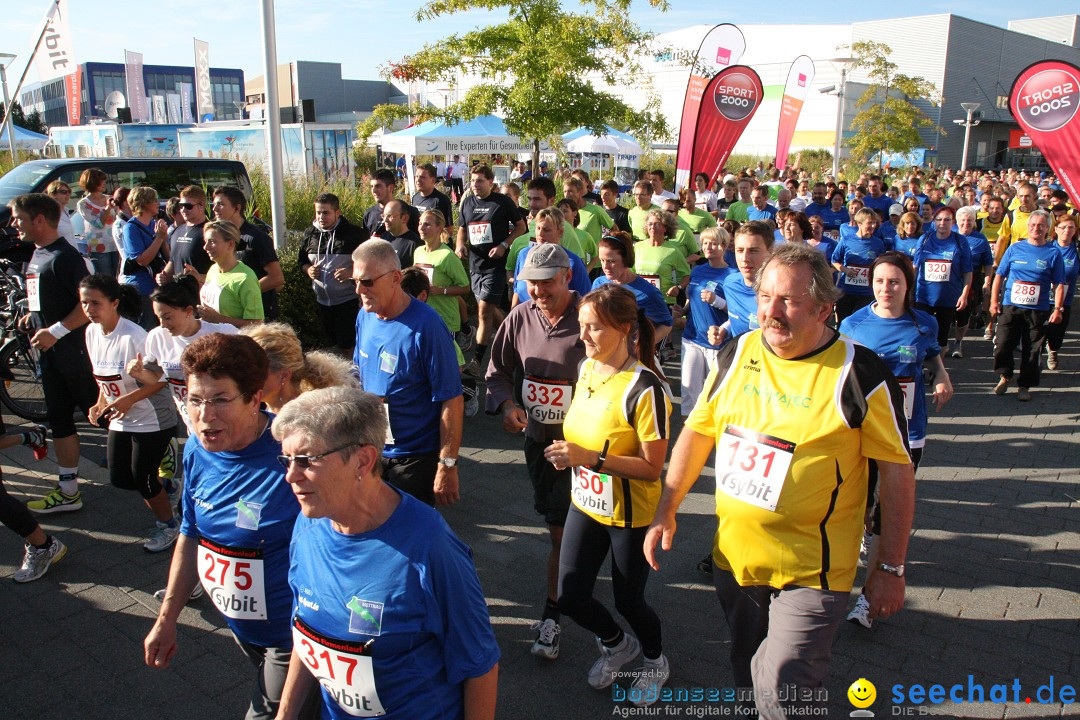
[245,61,405,124]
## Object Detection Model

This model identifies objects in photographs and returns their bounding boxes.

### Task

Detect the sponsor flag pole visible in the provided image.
[775,56,815,171]
[692,66,765,189]
[2,0,66,161]
[673,24,746,193]
[259,0,287,249]
[1009,60,1080,205]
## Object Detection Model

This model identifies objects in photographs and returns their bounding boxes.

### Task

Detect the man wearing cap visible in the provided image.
[486,241,585,661]
[879,203,904,243]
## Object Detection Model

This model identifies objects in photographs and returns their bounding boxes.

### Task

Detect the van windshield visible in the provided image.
[0,162,57,206]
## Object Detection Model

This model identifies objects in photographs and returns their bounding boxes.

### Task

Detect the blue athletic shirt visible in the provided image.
[721,272,759,338]
[839,223,890,244]
[513,244,591,302]
[962,231,994,272]
[746,205,778,222]
[803,202,829,219]
[840,305,939,447]
[180,414,298,648]
[684,265,737,347]
[892,234,919,259]
[1054,242,1078,306]
[590,275,672,328]
[289,491,500,720]
[832,235,887,296]
[997,242,1067,312]
[353,298,462,457]
[913,231,973,308]
[818,207,850,231]
[808,238,837,263]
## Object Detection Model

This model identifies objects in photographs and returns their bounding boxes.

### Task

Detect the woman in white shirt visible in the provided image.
[80,274,180,553]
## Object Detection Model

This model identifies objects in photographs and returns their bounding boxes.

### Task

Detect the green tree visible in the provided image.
[845,41,938,170]
[356,0,671,172]
[0,101,48,135]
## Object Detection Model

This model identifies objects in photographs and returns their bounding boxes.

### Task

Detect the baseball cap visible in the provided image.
[517,244,571,281]
[889,203,904,217]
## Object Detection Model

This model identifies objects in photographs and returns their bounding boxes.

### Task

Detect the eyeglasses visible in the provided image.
[53,189,71,195]
[178,202,201,210]
[186,394,242,410]
[277,442,358,470]
[354,270,393,288]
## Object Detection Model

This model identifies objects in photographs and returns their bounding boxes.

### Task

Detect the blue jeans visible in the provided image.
[90,251,119,278]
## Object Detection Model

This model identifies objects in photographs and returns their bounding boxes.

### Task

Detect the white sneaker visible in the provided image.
[154,584,204,602]
[529,618,560,659]
[464,393,479,418]
[143,522,180,553]
[631,655,671,707]
[1047,351,1058,371]
[13,537,67,583]
[847,593,872,629]
[588,633,641,690]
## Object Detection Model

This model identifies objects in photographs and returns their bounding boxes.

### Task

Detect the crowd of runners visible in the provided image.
[0,156,1075,719]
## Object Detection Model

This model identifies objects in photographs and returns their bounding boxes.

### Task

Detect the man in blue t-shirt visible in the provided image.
[802,183,830,219]
[746,186,778,223]
[352,240,464,506]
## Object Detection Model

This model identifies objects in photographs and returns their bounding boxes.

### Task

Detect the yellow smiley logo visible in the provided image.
[848,678,877,709]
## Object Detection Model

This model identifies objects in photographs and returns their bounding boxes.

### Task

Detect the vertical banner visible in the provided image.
[35,0,75,83]
[180,83,194,123]
[166,93,182,124]
[124,50,147,121]
[152,95,167,124]
[1009,60,1080,204]
[775,56,815,171]
[194,39,215,122]
[692,66,764,187]
[64,71,81,125]
[674,24,747,192]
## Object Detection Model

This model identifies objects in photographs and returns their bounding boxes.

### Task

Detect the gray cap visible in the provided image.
[517,243,571,281]
[889,203,904,217]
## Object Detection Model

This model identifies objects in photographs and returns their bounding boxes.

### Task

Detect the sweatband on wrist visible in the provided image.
[48,322,70,340]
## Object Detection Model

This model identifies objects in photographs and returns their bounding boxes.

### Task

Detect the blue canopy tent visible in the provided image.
[0,124,49,153]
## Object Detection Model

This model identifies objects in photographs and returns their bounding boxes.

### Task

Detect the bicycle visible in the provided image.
[0,261,48,422]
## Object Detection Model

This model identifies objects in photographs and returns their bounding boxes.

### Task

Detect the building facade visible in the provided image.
[21,62,245,128]
[245,61,405,124]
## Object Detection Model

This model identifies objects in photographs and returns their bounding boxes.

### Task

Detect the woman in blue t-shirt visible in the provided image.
[1045,214,1078,370]
[143,333,319,720]
[120,186,169,330]
[818,189,850,235]
[681,227,737,416]
[273,386,500,720]
[913,205,973,349]
[839,251,952,629]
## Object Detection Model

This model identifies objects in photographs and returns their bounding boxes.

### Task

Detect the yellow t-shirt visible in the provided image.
[562,360,671,528]
[686,331,910,592]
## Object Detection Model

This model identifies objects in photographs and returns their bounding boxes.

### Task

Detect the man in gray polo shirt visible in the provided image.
[486,243,585,662]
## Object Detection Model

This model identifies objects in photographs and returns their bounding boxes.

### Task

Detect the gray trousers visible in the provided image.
[713,567,848,720]
[233,634,321,720]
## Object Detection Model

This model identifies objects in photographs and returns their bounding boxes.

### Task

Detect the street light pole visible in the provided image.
[959,102,980,172]
[0,54,17,164]
[825,57,856,180]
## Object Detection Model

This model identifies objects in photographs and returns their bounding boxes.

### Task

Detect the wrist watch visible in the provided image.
[877,562,905,577]
[438,457,457,468]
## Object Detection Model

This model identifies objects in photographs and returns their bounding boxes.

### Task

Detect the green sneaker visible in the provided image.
[158,438,178,481]
[27,487,83,514]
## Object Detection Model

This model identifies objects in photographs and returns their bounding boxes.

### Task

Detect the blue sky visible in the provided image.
[2,1,1078,88]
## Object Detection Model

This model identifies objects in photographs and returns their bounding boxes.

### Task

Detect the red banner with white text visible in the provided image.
[1009,60,1080,204]
[64,71,81,125]
[692,66,764,187]
[774,56,815,171]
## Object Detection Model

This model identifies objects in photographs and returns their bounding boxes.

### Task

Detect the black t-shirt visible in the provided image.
[237,220,281,320]
[584,191,602,204]
[26,238,90,350]
[363,202,421,237]
[411,189,455,228]
[607,205,631,234]
[168,221,211,278]
[378,229,422,269]
[459,191,521,270]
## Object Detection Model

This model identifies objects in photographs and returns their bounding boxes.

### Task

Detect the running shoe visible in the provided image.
[1017,387,1032,402]
[27,487,83,514]
[950,347,963,359]
[464,393,479,418]
[154,584,204,602]
[588,633,641,690]
[144,522,180,553]
[696,553,714,575]
[983,326,994,341]
[846,593,872,629]
[631,655,671,707]
[13,537,67,583]
[993,376,1009,395]
[26,425,48,461]
[1047,351,1058,371]
[158,438,178,481]
[455,324,476,354]
[530,618,561,660]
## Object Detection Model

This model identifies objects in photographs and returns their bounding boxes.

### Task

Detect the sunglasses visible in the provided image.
[354,269,393,288]
[53,189,71,195]
[178,202,201,210]
[277,442,358,469]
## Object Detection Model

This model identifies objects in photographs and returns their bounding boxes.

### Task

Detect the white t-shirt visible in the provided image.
[697,189,719,213]
[85,317,177,432]
[143,321,238,433]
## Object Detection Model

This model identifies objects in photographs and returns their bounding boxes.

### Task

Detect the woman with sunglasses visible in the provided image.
[144,333,319,720]
[272,386,500,720]
[79,274,179,553]
[46,180,75,242]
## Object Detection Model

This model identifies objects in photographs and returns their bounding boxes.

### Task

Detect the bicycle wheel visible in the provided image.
[0,340,48,422]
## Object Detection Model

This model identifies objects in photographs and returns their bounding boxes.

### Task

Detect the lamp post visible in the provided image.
[0,53,17,164]
[959,102,981,171]
[820,57,856,179]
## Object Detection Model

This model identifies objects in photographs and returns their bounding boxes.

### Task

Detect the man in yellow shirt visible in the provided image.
[645,243,914,720]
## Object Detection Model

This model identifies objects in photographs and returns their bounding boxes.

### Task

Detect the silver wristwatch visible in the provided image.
[877,562,905,577]
[438,457,458,468]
